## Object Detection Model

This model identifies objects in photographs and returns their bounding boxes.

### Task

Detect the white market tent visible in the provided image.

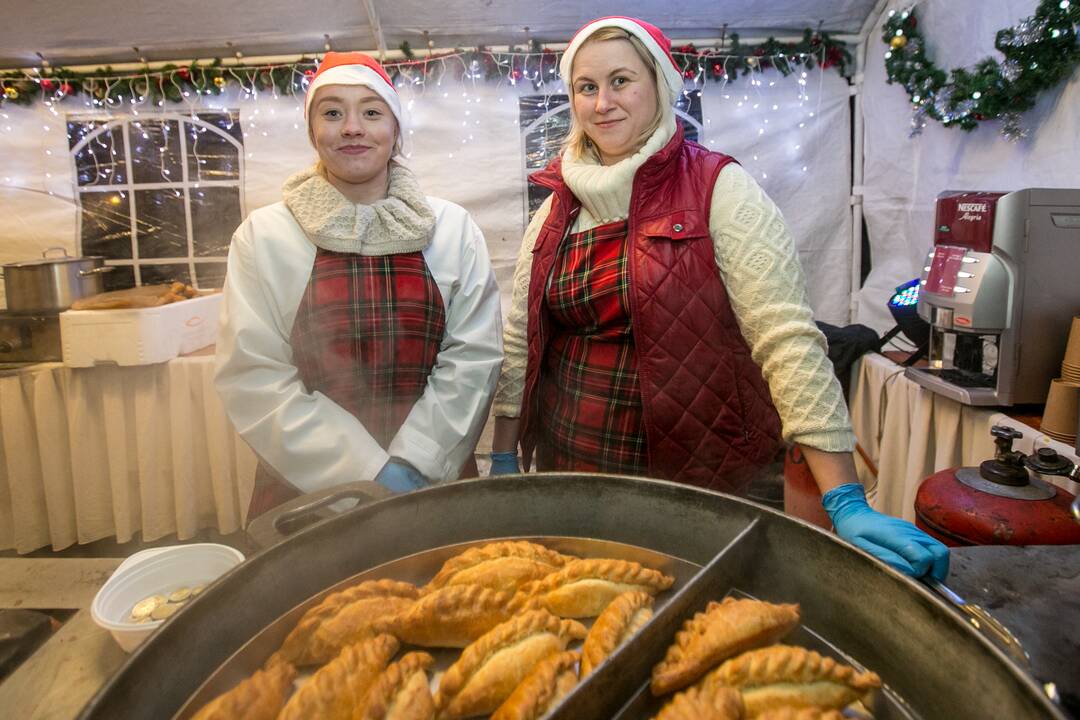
[1,0,1078,333]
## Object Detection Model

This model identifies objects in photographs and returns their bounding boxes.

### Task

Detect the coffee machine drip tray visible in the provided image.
[906,366,1001,406]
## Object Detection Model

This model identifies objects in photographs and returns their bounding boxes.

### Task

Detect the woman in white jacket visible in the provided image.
[215,52,502,516]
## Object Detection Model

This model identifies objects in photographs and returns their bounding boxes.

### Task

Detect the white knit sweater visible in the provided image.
[493,119,856,452]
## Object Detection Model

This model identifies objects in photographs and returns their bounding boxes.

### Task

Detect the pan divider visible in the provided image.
[547,517,762,720]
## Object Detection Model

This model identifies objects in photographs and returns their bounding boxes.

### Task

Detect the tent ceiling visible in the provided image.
[2,0,879,69]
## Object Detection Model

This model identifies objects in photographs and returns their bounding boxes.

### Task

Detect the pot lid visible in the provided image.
[3,255,105,268]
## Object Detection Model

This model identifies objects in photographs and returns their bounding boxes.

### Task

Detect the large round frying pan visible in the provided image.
[77,474,1065,719]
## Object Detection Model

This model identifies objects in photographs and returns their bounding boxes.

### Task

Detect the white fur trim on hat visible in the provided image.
[304,65,404,130]
[559,17,684,102]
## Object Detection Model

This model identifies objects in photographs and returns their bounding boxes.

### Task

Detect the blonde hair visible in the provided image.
[562,28,670,162]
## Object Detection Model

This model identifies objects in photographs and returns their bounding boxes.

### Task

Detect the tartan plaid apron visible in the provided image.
[538,220,648,474]
[290,248,446,449]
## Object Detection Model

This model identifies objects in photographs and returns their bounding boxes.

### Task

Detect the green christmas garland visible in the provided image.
[883,0,1080,139]
[0,32,849,108]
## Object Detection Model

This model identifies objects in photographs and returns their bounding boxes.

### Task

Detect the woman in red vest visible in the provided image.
[489,17,947,581]
[215,53,502,517]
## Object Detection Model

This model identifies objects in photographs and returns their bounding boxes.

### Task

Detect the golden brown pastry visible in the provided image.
[581,590,654,677]
[190,660,296,720]
[277,579,418,666]
[652,684,746,720]
[358,651,436,720]
[516,558,674,618]
[277,634,399,720]
[490,650,580,720]
[385,583,530,648]
[424,541,574,594]
[755,708,846,720]
[703,645,881,717]
[651,597,800,695]
[433,610,587,720]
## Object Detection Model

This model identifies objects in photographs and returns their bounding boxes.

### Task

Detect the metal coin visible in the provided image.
[191,584,206,596]
[131,594,166,620]
[168,587,192,603]
[150,603,179,621]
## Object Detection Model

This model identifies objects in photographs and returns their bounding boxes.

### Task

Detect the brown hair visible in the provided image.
[562,27,669,163]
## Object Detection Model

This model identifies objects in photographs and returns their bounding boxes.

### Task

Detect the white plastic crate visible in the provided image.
[60,293,222,367]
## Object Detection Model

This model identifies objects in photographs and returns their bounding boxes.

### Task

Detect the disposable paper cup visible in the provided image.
[1041,378,1080,437]
[91,543,244,652]
[1063,316,1080,369]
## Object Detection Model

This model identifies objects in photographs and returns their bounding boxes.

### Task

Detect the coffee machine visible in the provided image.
[906,188,1080,405]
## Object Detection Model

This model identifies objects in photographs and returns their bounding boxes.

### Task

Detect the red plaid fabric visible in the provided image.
[290,249,446,449]
[538,221,648,474]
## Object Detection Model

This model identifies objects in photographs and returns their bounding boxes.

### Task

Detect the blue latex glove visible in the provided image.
[489,451,521,475]
[375,459,428,493]
[822,483,949,582]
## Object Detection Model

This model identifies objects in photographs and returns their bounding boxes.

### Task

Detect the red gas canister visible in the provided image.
[915,426,1080,546]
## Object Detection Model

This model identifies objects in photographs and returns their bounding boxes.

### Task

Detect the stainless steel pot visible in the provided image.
[78,475,1066,720]
[1,247,113,311]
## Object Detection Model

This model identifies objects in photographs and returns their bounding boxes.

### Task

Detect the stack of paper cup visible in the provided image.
[1042,378,1080,444]
[1062,316,1080,383]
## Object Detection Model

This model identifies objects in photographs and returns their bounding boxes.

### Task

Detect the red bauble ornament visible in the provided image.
[178,67,191,80]
[304,69,315,78]
[683,67,695,78]
[908,16,918,28]
[59,82,74,95]
[40,79,55,91]
[712,62,723,75]
[512,69,523,80]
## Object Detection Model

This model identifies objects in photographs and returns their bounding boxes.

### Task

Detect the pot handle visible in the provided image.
[245,480,391,550]
[78,266,115,276]
[924,578,1030,668]
[42,246,70,258]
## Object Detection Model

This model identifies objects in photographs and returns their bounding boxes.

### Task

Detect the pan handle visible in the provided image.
[78,266,115,276]
[245,480,391,550]
[924,578,1030,668]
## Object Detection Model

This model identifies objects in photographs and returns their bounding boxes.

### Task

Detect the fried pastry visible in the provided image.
[490,650,580,720]
[755,708,846,720]
[581,590,654,677]
[277,634,399,720]
[516,558,674,618]
[386,583,530,648]
[703,645,881,717]
[651,597,800,695]
[434,610,587,719]
[277,579,418,666]
[191,660,296,720]
[652,684,746,720]
[425,541,574,594]
[358,651,436,720]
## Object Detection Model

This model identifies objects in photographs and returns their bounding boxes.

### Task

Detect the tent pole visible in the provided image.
[362,0,389,61]
[850,0,893,323]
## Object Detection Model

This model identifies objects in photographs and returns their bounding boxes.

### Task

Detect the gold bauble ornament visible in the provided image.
[213,76,226,88]
[3,87,18,99]
[891,35,908,50]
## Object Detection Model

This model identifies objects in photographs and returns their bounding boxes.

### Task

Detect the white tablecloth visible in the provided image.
[0,356,257,554]
[849,353,1079,522]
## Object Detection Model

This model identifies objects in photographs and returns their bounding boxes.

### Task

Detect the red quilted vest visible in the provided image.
[521,127,782,492]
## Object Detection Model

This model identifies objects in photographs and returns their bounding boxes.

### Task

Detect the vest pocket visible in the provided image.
[638,208,709,241]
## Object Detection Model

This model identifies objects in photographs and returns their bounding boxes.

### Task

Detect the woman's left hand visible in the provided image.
[822,483,949,582]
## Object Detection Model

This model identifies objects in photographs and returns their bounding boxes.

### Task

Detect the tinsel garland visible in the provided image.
[0,33,849,108]
[883,1,1080,140]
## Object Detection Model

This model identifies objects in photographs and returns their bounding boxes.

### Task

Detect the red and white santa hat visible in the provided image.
[559,17,684,101]
[304,51,403,129]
